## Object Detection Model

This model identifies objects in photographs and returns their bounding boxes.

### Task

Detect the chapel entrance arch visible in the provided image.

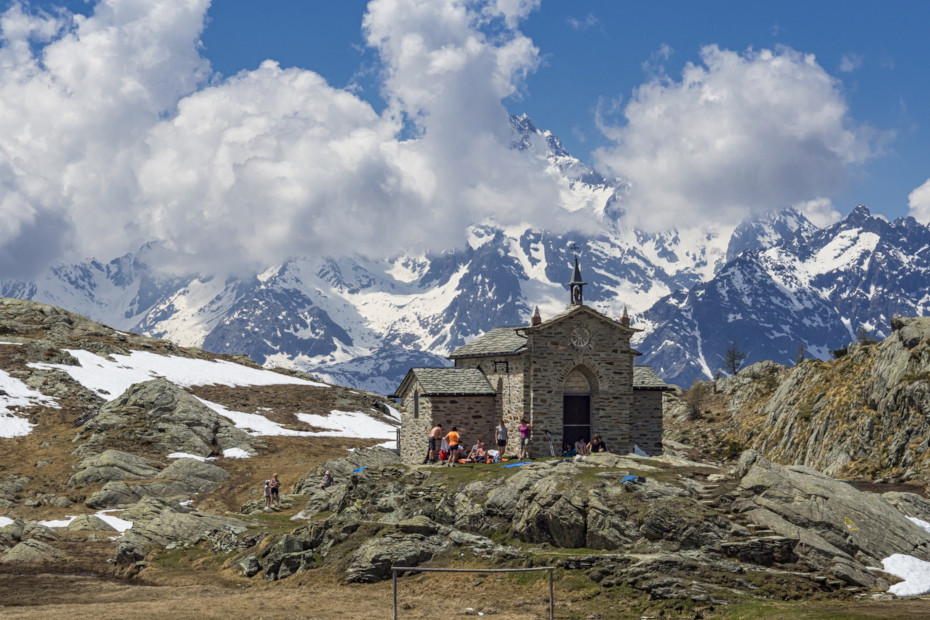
[562,366,597,448]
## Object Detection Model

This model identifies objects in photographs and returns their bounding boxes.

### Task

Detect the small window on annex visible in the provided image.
[493,360,509,374]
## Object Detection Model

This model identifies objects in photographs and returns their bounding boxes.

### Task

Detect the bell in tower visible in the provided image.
[567,255,587,306]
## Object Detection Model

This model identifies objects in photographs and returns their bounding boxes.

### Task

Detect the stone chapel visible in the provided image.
[393,257,671,464]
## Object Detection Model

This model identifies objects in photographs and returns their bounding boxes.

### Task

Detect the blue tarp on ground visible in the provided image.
[621,474,640,483]
[501,462,528,468]
[353,467,367,473]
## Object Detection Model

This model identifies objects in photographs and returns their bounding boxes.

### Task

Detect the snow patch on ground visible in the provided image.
[882,554,930,596]
[95,509,133,532]
[0,368,59,438]
[295,410,397,439]
[33,509,132,533]
[0,516,13,528]
[196,398,314,437]
[222,447,251,459]
[29,349,327,400]
[167,452,215,462]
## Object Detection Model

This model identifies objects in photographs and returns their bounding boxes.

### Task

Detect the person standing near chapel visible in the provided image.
[444,426,461,467]
[518,418,531,460]
[495,419,508,456]
[427,423,443,463]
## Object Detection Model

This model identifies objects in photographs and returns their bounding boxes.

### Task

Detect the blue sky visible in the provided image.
[197,0,930,219]
[1,0,929,277]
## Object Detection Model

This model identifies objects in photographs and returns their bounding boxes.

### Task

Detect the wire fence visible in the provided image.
[390,566,555,620]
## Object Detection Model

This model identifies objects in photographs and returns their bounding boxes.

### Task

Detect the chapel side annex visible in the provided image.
[393,257,672,464]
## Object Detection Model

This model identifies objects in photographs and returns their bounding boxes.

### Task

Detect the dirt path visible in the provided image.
[0,572,552,619]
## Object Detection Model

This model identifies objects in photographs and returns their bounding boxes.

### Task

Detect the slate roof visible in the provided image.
[633,366,673,391]
[448,326,527,358]
[405,367,496,396]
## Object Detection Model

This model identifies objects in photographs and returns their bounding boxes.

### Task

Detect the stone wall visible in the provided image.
[397,383,496,464]
[398,380,434,464]
[631,389,664,456]
[454,355,525,450]
[526,308,634,456]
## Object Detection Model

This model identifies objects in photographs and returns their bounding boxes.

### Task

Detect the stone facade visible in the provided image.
[453,355,526,448]
[523,306,635,457]
[393,261,671,464]
[631,390,664,456]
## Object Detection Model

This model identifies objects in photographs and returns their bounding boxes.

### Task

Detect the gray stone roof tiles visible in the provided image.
[448,326,527,358]
[633,366,673,390]
[408,367,496,396]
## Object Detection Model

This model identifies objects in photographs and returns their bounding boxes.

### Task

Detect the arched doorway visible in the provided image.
[563,368,592,447]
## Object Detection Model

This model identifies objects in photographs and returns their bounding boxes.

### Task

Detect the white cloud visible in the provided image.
[839,53,863,73]
[793,197,842,228]
[595,45,877,231]
[0,0,583,278]
[567,13,599,31]
[907,178,930,224]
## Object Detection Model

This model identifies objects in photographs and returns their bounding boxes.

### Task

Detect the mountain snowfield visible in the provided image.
[0,341,397,444]
[3,117,929,391]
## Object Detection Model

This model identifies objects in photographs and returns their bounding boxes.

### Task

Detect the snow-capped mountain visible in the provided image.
[3,117,928,393]
[637,206,930,386]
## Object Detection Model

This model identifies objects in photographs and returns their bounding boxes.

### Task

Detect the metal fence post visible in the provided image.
[549,567,554,620]
[392,568,398,620]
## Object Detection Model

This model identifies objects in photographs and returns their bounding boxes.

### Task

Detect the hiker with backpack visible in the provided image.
[263,480,272,509]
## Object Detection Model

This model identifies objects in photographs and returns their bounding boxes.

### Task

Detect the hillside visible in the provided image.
[666,315,930,484]
[5,299,930,617]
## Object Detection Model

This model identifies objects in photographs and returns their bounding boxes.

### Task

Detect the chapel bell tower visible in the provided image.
[568,255,586,306]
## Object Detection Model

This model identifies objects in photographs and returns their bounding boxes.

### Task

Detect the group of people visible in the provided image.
[262,473,281,509]
[424,418,533,466]
[562,433,609,457]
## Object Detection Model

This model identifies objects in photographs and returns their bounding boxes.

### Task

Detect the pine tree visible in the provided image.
[722,340,748,375]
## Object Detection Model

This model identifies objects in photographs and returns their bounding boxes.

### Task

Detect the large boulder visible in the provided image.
[882,491,930,523]
[0,476,29,509]
[66,514,117,532]
[75,379,258,457]
[292,447,401,495]
[1,538,64,563]
[86,458,230,508]
[738,454,930,566]
[68,450,163,486]
[115,498,249,563]
[345,533,450,583]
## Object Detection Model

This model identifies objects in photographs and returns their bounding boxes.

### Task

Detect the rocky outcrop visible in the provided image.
[292,446,401,495]
[68,450,163,486]
[66,514,117,532]
[1,538,65,563]
[75,379,258,458]
[86,458,230,508]
[667,316,930,483]
[0,475,29,509]
[115,498,249,563]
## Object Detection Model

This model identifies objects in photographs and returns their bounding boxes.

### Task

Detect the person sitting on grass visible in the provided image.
[588,434,609,453]
[574,436,589,456]
[467,440,489,463]
[562,442,577,458]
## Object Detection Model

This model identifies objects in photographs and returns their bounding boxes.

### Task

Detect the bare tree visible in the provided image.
[683,380,711,420]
